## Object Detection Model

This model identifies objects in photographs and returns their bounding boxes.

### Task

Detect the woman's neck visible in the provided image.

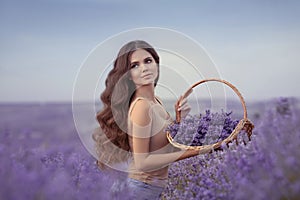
[134,84,156,102]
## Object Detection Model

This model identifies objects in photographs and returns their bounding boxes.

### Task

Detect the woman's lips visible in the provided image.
[142,73,153,78]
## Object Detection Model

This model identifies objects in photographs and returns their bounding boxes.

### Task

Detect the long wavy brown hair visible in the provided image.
[93,40,160,169]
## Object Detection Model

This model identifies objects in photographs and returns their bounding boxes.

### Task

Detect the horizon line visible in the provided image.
[0,96,298,105]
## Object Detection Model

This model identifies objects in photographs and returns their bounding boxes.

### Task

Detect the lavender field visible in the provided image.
[0,98,300,200]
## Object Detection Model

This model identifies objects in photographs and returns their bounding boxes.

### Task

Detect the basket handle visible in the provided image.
[175,78,248,123]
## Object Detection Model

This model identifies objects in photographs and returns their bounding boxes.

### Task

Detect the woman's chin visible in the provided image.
[136,81,155,87]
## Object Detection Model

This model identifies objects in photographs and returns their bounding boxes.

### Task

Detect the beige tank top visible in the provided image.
[127,97,173,187]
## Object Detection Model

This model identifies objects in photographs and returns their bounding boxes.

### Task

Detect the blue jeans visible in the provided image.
[126,178,164,200]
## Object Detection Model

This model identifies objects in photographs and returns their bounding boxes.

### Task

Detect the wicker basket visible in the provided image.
[166,78,254,150]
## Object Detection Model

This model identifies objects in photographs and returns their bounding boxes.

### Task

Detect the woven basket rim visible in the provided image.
[166,118,253,150]
[169,78,254,150]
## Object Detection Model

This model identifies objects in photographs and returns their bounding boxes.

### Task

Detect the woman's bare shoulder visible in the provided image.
[129,98,152,126]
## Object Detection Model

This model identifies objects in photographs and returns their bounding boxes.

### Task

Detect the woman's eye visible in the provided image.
[145,58,152,64]
[131,64,139,68]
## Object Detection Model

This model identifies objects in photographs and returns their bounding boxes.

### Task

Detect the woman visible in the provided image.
[93,40,214,199]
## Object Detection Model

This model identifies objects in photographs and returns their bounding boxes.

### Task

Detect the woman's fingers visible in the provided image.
[175,96,182,109]
[179,97,187,107]
[175,96,191,120]
[177,97,189,111]
[178,104,191,111]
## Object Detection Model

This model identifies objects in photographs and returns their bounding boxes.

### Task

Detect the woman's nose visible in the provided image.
[141,64,148,72]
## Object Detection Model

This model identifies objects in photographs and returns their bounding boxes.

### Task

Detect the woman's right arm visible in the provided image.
[130,99,213,172]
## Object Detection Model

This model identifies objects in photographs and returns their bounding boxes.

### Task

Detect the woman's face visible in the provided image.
[129,48,158,87]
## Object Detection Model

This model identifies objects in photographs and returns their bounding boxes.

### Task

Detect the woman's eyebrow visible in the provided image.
[131,56,152,64]
[130,61,139,65]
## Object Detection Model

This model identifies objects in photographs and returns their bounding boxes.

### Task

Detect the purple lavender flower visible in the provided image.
[0,103,132,200]
[1,98,300,200]
[162,97,300,200]
[166,110,239,146]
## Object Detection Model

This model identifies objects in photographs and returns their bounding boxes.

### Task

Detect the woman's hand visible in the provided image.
[175,96,191,121]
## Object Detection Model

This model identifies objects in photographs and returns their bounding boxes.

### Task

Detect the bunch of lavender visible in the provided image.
[165,110,239,146]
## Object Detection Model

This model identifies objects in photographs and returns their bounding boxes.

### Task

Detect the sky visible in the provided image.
[1,0,300,103]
